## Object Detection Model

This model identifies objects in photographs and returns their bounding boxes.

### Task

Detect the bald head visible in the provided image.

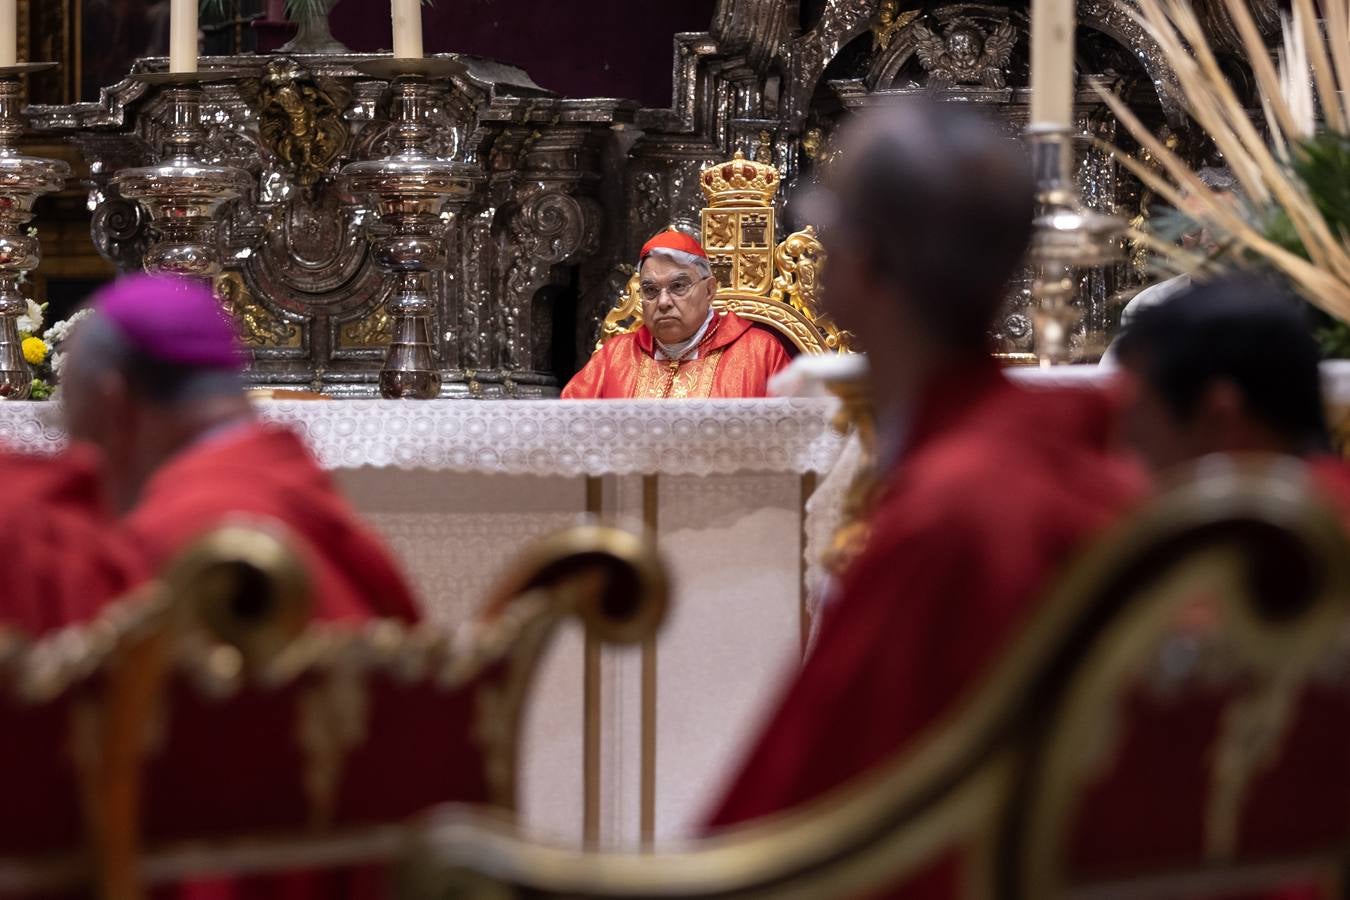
[810,100,1035,352]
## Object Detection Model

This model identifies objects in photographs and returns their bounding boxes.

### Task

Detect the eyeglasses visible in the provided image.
[640,278,697,303]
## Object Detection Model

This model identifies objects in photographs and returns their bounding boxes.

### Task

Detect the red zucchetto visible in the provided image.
[639,228,708,262]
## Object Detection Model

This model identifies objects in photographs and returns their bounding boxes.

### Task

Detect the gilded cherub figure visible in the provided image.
[912,18,1018,89]
[242,58,351,192]
[872,0,921,52]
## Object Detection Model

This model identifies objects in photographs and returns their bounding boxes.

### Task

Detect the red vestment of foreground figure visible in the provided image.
[124,421,419,624]
[131,423,423,900]
[0,446,144,634]
[561,311,790,399]
[706,363,1146,897]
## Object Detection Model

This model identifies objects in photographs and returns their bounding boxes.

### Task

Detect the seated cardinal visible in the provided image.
[60,273,419,625]
[562,229,791,398]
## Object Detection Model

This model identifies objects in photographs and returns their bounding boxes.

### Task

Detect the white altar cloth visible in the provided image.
[0,397,843,474]
[0,397,845,849]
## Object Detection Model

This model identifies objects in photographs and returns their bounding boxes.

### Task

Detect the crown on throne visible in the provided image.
[700,151,780,206]
[598,151,850,355]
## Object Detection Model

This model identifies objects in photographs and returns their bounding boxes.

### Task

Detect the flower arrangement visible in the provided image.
[1099,0,1350,332]
[18,303,92,401]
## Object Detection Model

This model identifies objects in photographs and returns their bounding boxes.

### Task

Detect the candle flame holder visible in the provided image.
[339,58,476,399]
[1025,125,1124,366]
[0,63,69,399]
[112,71,251,280]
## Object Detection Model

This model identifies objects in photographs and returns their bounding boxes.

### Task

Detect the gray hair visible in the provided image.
[643,247,713,279]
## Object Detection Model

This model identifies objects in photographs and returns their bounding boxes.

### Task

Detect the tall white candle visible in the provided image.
[0,0,16,68]
[169,0,199,74]
[1029,0,1074,127]
[392,0,424,60]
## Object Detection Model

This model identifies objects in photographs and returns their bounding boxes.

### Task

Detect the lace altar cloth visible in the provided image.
[0,398,845,476]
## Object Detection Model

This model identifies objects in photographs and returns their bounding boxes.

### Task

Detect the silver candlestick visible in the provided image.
[340,58,476,400]
[0,64,69,399]
[113,72,250,280]
[1026,125,1123,366]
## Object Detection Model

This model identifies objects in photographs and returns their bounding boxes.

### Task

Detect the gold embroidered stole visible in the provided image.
[632,349,726,399]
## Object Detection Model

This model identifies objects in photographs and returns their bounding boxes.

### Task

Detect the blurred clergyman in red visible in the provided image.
[705,100,1146,896]
[60,273,420,624]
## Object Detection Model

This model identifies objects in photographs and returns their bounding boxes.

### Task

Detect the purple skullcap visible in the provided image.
[91,274,246,371]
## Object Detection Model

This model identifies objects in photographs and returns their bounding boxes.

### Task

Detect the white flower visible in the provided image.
[16,299,43,336]
[44,308,91,345]
[50,350,65,378]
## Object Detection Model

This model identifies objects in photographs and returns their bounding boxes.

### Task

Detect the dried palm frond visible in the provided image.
[1100,0,1350,324]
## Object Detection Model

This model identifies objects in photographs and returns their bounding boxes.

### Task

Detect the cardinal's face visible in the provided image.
[639,254,717,345]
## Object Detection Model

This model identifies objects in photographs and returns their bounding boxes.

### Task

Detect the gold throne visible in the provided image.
[599,152,850,354]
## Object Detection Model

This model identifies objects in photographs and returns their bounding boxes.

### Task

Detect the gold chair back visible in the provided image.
[600,152,850,354]
[15,521,668,900]
[0,583,163,900]
[391,455,1350,900]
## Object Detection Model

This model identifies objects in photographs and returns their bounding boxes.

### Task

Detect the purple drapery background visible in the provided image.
[329,0,719,109]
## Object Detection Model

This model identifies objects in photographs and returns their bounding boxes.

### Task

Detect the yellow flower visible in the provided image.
[22,337,47,366]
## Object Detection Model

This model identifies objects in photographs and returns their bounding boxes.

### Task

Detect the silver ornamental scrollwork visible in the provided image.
[90,188,152,274]
[35,0,1206,390]
[633,171,664,234]
[501,190,597,377]
[516,191,590,264]
[460,208,493,372]
[784,0,882,124]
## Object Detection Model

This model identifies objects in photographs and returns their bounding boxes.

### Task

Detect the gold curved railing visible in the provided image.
[391,456,1350,900]
[0,521,669,900]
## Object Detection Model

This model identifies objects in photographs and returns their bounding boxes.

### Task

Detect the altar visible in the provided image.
[0,396,845,848]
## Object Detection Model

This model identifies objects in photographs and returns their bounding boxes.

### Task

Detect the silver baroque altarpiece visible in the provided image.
[23,0,1275,395]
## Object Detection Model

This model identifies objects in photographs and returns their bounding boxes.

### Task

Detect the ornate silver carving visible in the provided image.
[0,67,69,399]
[340,68,477,399]
[90,189,150,274]
[112,75,251,280]
[26,0,1240,385]
[912,17,1017,89]
[40,56,632,396]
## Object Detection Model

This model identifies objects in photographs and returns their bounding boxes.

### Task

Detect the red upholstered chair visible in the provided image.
[0,589,162,899]
[0,522,666,900]
[108,523,667,899]
[1011,464,1350,899]
[391,455,1350,900]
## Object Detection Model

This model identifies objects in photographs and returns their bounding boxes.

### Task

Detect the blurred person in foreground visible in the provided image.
[704,99,1147,893]
[1116,275,1348,505]
[561,229,791,398]
[61,273,419,624]
[0,445,144,633]
[1110,278,1338,900]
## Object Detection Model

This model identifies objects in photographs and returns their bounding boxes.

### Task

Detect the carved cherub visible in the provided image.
[912,18,1018,89]
[240,58,351,191]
